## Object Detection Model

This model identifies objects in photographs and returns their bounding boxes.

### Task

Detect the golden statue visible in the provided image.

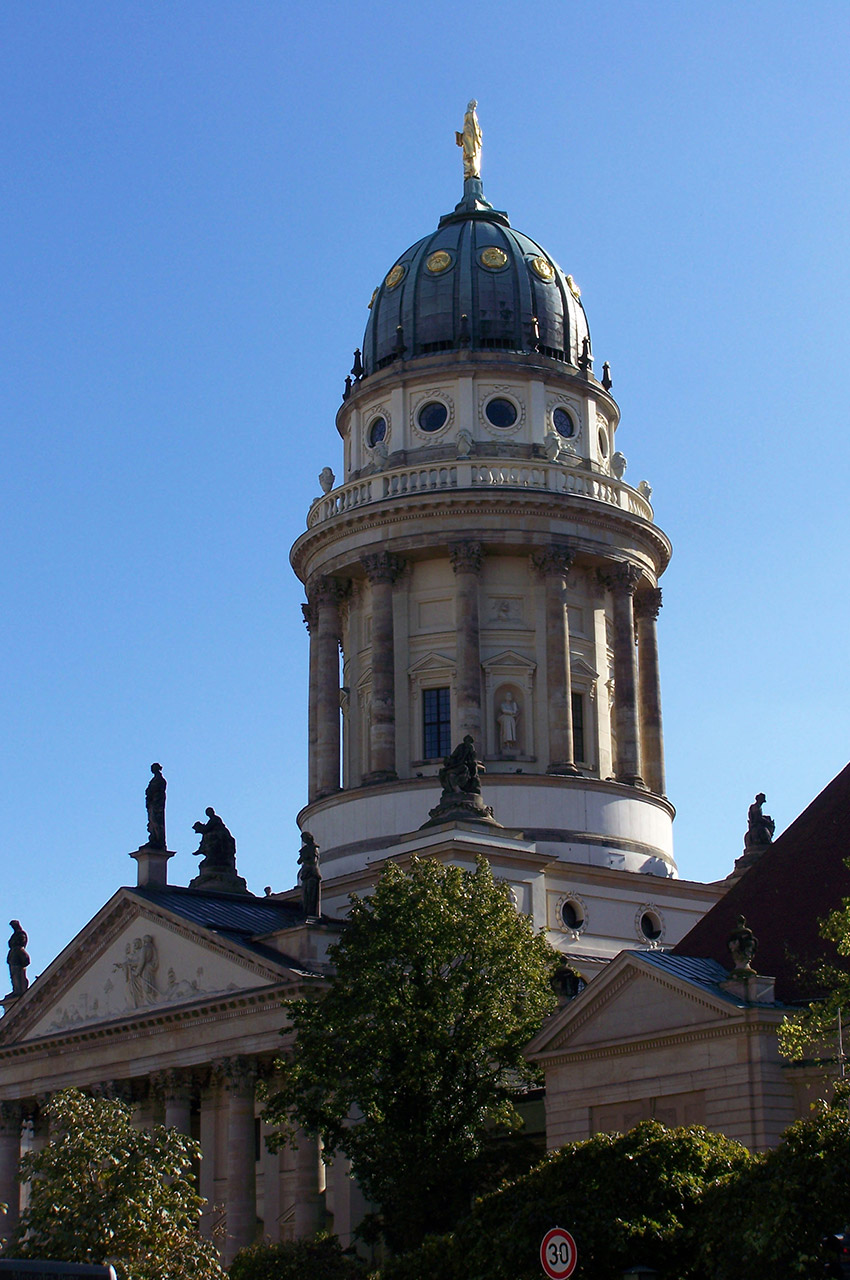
[455,99,482,180]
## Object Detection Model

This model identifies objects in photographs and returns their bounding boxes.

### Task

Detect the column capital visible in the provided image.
[301,601,317,633]
[599,561,643,596]
[531,544,575,579]
[448,540,483,575]
[215,1056,257,1093]
[0,1102,22,1135]
[634,587,663,621]
[309,574,349,607]
[361,551,405,584]
[151,1068,194,1103]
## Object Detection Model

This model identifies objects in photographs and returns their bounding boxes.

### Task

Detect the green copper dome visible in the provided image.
[362,178,591,377]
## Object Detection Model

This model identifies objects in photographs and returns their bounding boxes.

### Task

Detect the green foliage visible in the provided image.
[697,1103,850,1278]
[377,1122,750,1280]
[228,1235,368,1280]
[8,1088,222,1280]
[263,856,560,1253]
[780,900,850,1063]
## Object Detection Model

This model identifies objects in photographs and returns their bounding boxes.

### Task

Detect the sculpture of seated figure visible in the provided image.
[744,793,775,848]
[439,735,484,796]
[192,808,237,873]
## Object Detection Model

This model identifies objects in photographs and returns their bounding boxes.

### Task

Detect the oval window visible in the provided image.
[641,911,662,941]
[417,401,448,433]
[553,407,575,438]
[598,427,609,458]
[367,416,387,447]
[485,397,518,429]
[561,899,585,931]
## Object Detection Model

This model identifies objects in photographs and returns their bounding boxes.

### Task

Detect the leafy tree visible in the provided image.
[263,855,561,1252]
[7,1088,222,1280]
[229,1235,368,1280]
[377,1120,750,1280]
[779,898,850,1065]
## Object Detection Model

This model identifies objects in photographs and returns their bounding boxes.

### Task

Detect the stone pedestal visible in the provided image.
[188,866,249,895]
[130,845,175,887]
[421,789,500,828]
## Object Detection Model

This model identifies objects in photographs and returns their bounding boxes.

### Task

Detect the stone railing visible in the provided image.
[307,460,653,528]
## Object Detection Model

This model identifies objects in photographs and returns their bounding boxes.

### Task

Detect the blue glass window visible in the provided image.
[485,397,518,428]
[418,401,448,433]
[553,407,575,438]
[368,416,387,447]
[423,687,451,758]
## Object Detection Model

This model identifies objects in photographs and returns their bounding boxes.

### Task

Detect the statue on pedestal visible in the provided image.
[422,736,500,829]
[298,832,322,918]
[192,808,237,873]
[455,100,482,180]
[7,920,30,997]
[744,793,775,848]
[145,762,167,850]
[727,915,758,976]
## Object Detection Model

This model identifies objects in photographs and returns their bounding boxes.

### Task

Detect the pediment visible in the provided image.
[2,893,288,1044]
[571,655,598,679]
[529,955,739,1058]
[408,651,455,675]
[481,649,537,671]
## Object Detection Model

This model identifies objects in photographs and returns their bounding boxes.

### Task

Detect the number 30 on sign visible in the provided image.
[539,1226,578,1279]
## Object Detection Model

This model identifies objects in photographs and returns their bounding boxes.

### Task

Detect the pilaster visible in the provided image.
[449,540,483,741]
[532,545,580,775]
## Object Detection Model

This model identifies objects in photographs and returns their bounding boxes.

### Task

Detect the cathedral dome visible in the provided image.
[362,181,590,376]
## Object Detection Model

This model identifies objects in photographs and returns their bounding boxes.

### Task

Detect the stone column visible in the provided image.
[293,1126,324,1239]
[301,602,319,802]
[602,562,645,787]
[199,1071,222,1241]
[223,1059,257,1265]
[361,552,404,784]
[449,541,483,743]
[635,587,666,796]
[312,576,346,800]
[161,1070,193,1135]
[532,546,581,775]
[0,1102,22,1240]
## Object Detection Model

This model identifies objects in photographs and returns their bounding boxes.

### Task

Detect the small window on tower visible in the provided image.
[571,692,585,764]
[423,687,451,759]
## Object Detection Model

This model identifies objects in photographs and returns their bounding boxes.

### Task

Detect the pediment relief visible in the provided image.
[5,897,286,1043]
[408,651,455,676]
[531,960,738,1056]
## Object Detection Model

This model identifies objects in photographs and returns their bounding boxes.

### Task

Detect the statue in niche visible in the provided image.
[498,691,520,751]
[192,808,237,873]
[113,934,158,1008]
[298,831,322,918]
[744,793,775,848]
[727,915,758,976]
[7,920,30,997]
[439,735,484,796]
[145,762,167,850]
[455,100,482,180]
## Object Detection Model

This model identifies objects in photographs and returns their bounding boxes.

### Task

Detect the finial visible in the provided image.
[394,324,407,357]
[351,349,364,380]
[458,313,470,347]
[455,99,482,180]
[343,374,352,400]
[601,361,612,391]
[579,336,594,375]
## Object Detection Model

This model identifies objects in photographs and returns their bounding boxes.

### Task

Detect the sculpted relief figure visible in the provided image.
[744,793,775,848]
[193,808,237,873]
[498,692,519,751]
[145,762,166,850]
[113,934,159,1008]
[7,920,30,997]
[455,99,482,180]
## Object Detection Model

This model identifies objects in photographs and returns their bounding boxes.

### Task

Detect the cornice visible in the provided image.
[538,1015,786,1069]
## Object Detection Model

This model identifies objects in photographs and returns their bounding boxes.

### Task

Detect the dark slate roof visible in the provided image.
[673,763,850,1002]
[637,951,748,1007]
[128,885,325,977]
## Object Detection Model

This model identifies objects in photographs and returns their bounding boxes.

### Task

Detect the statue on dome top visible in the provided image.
[456,100,482,180]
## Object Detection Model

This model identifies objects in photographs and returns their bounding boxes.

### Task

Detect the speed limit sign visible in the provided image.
[540,1226,578,1278]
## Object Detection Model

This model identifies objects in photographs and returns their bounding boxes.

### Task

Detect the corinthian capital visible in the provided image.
[634,587,663,620]
[598,562,643,596]
[309,575,349,607]
[531,544,575,579]
[448,541,483,575]
[361,551,405,584]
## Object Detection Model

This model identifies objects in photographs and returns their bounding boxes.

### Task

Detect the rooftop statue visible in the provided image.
[727,914,758,976]
[7,920,30,997]
[192,807,237,874]
[145,762,167,850]
[298,831,322,919]
[423,736,500,828]
[455,99,482,180]
[744,793,775,848]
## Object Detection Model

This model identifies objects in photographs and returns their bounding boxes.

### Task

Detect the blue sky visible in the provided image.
[2,1,849,975]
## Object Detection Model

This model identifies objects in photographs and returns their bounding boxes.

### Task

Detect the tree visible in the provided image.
[263,855,561,1252]
[779,898,850,1067]
[8,1088,222,1280]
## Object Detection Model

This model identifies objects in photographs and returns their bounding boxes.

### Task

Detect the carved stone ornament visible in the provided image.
[599,562,643,596]
[301,601,317,633]
[744,793,775,848]
[310,575,349,608]
[361,551,405,584]
[112,933,159,1009]
[531,545,575,579]
[144,762,167,850]
[727,915,758,976]
[298,831,322,918]
[448,540,483,574]
[7,919,30,997]
[634,588,663,621]
[421,735,501,829]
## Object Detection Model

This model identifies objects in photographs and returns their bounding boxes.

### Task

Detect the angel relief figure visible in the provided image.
[114,934,159,1008]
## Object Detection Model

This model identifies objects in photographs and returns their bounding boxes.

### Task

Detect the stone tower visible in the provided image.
[290,112,712,963]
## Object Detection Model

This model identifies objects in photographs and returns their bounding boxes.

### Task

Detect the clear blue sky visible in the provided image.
[2,1,849,976]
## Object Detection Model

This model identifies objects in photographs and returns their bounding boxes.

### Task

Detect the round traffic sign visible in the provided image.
[540,1226,578,1279]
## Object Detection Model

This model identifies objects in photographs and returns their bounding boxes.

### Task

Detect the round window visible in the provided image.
[367,416,387,447]
[561,899,585,931]
[598,427,609,458]
[553,407,575,438]
[641,911,662,941]
[485,397,518,429]
[417,401,448,433]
